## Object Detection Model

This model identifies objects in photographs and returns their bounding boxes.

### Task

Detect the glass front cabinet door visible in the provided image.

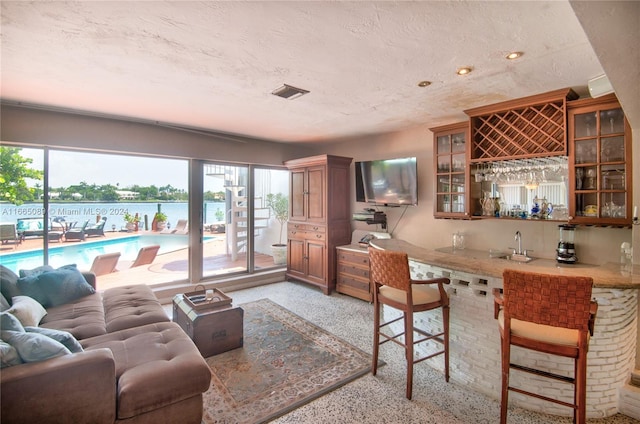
[431,122,470,218]
[568,94,632,226]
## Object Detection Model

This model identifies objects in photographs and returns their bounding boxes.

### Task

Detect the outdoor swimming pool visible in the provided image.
[0,234,195,273]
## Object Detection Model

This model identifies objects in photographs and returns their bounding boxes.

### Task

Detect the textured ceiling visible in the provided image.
[0,1,635,143]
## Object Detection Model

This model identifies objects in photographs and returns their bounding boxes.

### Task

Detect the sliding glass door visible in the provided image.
[0,146,45,269]
[1,145,288,290]
[201,164,289,278]
[202,163,250,278]
[253,167,290,271]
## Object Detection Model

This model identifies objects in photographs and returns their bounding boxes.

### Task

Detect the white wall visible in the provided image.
[0,105,314,165]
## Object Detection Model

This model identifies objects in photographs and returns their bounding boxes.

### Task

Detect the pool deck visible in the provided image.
[0,230,276,291]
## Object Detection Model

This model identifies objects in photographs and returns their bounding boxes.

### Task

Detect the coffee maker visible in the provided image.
[556,224,577,264]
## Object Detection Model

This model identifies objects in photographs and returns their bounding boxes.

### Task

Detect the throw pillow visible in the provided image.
[19,265,55,278]
[0,311,25,332]
[0,340,23,368]
[7,296,48,327]
[0,265,21,305]
[17,264,95,308]
[0,292,10,312]
[1,330,70,362]
[25,326,83,353]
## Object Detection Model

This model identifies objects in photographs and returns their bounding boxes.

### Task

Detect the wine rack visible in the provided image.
[465,88,578,162]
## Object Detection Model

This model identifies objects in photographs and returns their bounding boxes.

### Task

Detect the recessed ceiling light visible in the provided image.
[417,81,431,87]
[456,67,472,75]
[506,51,524,60]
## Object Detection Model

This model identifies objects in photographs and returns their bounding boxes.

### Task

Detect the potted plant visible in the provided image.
[123,212,138,232]
[154,211,168,231]
[265,193,288,265]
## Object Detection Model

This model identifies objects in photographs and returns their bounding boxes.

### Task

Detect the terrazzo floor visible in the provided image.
[166,280,639,424]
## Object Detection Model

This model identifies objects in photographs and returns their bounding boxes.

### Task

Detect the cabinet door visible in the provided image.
[305,239,326,283]
[432,122,470,218]
[287,237,306,275]
[568,96,631,226]
[289,168,306,221]
[306,165,326,223]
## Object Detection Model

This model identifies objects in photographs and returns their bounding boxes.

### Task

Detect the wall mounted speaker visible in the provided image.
[588,74,614,98]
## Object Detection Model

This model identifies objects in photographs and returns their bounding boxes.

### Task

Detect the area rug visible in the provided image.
[201,298,374,424]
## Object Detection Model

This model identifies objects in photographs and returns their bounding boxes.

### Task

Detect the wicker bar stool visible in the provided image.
[368,247,450,399]
[494,269,598,424]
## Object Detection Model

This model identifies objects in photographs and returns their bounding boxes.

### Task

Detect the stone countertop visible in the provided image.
[369,239,640,289]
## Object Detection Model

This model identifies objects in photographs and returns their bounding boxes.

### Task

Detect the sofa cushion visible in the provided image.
[0,340,23,368]
[25,326,83,353]
[40,292,107,340]
[19,265,55,278]
[7,296,48,327]
[102,285,169,333]
[1,310,25,332]
[0,265,21,305]
[81,322,211,420]
[2,330,71,362]
[0,292,10,312]
[17,264,95,308]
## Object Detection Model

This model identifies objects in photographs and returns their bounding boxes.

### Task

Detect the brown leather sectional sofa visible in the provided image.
[1,268,211,424]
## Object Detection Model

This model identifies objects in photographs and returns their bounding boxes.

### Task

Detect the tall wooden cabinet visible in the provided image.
[284,155,353,295]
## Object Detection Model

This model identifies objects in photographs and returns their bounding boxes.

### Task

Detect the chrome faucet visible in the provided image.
[515,231,522,255]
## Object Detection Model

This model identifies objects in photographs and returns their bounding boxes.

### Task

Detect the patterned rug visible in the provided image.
[201,298,374,424]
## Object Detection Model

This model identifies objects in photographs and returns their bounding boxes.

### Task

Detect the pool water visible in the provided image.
[0,234,194,274]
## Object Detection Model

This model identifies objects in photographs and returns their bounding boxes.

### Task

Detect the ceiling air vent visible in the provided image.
[271,84,309,100]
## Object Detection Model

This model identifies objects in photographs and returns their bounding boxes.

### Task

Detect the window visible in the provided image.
[0,146,288,291]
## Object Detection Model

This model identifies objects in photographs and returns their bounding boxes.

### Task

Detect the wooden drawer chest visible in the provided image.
[172,294,244,357]
[336,245,371,302]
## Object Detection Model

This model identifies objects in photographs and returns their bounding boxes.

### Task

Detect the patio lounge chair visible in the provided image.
[89,252,121,276]
[86,217,107,237]
[0,223,21,247]
[162,219,188,235]
[131,245,161,267]
[16,218,44,238]
[65,220,89,241]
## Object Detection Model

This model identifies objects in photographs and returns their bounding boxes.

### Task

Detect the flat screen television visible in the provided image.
[355,157,418,206]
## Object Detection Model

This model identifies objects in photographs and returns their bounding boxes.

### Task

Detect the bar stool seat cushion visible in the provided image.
[498,311,585,347]
[379,284,441,305]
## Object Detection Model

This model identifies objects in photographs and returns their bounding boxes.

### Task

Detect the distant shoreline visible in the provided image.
[1,201,225,229]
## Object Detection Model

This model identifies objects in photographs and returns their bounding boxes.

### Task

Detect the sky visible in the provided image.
[18,148,209,192]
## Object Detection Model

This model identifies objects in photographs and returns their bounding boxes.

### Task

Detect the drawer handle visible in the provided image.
[316,234,322,239]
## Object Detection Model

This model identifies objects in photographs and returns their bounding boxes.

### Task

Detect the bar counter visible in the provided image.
[369,238,639,419]
[370,238,640,289]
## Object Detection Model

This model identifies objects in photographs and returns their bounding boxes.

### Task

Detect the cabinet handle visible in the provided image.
[316,234,322,239]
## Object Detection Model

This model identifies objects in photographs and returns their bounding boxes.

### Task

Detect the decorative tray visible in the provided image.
[183,286,232,311]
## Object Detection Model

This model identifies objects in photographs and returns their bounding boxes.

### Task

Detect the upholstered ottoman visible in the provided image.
[81,321,211,424]
[102,284,170,333]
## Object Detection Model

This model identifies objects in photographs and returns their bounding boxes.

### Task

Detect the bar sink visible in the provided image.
[498,253,536,263]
